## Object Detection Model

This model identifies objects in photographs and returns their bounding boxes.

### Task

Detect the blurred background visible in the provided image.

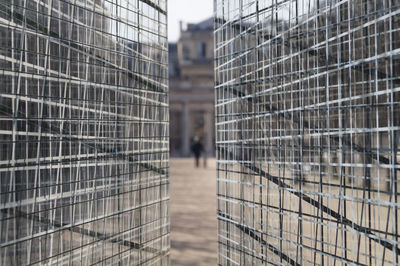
[167,1,217,265]
[169,12,215,158]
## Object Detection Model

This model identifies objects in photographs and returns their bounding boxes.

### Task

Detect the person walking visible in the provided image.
[191,136,203,168]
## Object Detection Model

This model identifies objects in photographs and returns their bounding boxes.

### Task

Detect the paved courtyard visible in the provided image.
[170,158,218,265]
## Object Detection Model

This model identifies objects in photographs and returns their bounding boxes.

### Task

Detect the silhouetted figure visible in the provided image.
[191,136,203,168]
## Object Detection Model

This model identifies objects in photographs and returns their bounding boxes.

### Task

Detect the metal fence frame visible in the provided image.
[214,0,400,264]
[0,0,169,264]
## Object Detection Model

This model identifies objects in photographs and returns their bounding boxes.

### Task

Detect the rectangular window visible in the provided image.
[198,42,207,59]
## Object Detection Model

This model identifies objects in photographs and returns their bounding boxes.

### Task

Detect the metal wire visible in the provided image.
[214,0,400,264]
[0,0,169,264]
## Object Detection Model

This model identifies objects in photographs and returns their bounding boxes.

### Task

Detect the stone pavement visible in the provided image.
[170,158,218,266]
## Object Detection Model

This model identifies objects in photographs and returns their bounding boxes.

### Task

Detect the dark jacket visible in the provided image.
[191,142,203,157]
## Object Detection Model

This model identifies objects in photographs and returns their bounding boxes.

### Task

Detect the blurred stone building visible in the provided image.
[169,18,215,157]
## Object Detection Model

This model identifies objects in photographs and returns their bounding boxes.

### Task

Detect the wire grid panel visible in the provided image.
[0,0,169,264]
[215,0,400,265]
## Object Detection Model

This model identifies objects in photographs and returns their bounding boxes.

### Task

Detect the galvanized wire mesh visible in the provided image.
[0,0,169,264]
[214,0,400,264]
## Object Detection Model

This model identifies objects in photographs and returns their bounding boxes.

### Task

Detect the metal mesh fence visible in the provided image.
[0,0,169,264]
[214,0,400,264]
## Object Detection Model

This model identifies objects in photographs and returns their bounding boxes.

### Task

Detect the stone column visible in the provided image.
[182,101,190,156]
[205,109,214,156]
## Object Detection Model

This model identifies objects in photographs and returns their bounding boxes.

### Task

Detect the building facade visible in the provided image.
[0,0,169,264]
[215,0,400,265]
[169,18,215,157]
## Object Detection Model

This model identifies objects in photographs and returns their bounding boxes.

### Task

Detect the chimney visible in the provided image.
[179,20,183,33]
[187,23,194,30]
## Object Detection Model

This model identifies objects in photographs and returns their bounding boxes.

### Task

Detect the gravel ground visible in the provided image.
[170,158,218,266]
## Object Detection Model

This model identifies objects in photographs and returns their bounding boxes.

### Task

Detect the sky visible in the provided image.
[168,0,214,42]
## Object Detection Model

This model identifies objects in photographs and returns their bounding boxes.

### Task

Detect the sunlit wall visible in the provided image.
[0,0,169,264]
[215,0,400,264]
